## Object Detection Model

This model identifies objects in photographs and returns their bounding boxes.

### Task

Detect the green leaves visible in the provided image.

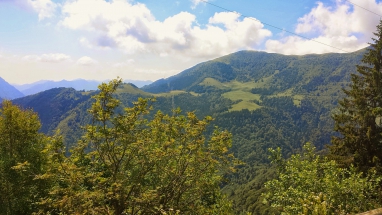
[0,100,49,215]
[263,143,382,215]
[331,20,382,172]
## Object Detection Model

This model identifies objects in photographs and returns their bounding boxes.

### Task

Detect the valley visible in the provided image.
[3,48,367,214]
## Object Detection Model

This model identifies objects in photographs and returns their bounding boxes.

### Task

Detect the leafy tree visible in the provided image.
[38,79,237,214]
[263,143,381,215]
[0,100,48,215]
[331,20,382,172]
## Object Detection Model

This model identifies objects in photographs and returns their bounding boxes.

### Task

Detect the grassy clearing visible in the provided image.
[199,78,265,91]
[292,95,304,106]
[199,78,228,89]
[116,84,151,96]
[230,101,261,111]
[222,90,262,111]
[198,78,266,111]
[196,75,305,111]
[223,90,260,101]
[189,92,201,96]
[153,90,188,97]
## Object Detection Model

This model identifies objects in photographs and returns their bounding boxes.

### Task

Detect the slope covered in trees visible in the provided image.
[260,20,382,215]
[330,21,382,174]
[0,80,237,214]
[10,47,371,214]
[0,100,48,214]
[263,143,381,214]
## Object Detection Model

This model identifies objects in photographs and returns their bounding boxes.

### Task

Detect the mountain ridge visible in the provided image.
[0,77,24,100]
[14,79,153,96]
[142,48,366,94]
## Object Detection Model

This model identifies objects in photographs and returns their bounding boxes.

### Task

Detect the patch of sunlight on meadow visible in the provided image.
[154,90,188,97]
[222,91,262,111]
[230,101,261,111]
[199,78,228,89]
[223,90,260,101]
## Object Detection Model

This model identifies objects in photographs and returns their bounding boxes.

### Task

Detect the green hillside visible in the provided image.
[11,48,367,214]
[143,49,364,94]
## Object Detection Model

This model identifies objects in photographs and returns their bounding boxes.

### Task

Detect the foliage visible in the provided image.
[331,20,382,173]
[222,165,279,215]
[38,79,237,214]
[263,143,382,215]
[0,100,48,215]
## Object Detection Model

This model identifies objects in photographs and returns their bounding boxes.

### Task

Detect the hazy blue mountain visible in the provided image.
[0,77,24,99]
[14,80,50,91]
[15,79,153,96]
[14,79,101,96]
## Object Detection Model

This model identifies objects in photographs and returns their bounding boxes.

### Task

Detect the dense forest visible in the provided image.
[0,80,237,214]
[2,20,382,215]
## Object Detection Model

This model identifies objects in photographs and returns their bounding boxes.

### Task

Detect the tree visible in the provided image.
[38,79,237,214]
[330,20,382,172]
[0,100,48,215]
[263,143,382,215]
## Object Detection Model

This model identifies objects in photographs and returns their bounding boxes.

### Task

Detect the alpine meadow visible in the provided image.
[3,1,382,214]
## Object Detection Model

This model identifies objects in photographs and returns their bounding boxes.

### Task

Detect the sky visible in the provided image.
[0,0,382,84]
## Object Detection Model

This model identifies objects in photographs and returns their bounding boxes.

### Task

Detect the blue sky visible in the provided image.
[0,0,381,84]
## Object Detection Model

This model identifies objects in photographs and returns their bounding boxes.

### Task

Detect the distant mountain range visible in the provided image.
[0,77,24,100]
[13,79,153,96]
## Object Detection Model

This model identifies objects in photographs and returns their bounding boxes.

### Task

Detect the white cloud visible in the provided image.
[266,0,382,54]
[22,53,71,62]
[79,37,116,50]
[77,56,98,66]
[266,35,365,55]
[28,0,57,20]
[191,0,206,9]
[9,0,57,20]
[61,0,272,59]
[160,52,168,57]
[113,59,135,68]
[22,55,40,61]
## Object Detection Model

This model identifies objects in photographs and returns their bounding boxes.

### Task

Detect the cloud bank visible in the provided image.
[61,0,272,59]
[77,56,98,66]
[22,53,71,62]
[191,0,206,9]
[266,0,382,54]
[8,0,57,20]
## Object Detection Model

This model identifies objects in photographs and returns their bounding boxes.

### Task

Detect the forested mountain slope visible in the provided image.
[143,49,364,95]
[12,48,367,214]
[12,88,92,134]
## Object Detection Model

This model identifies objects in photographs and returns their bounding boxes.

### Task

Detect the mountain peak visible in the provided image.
[0,77,24,100]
